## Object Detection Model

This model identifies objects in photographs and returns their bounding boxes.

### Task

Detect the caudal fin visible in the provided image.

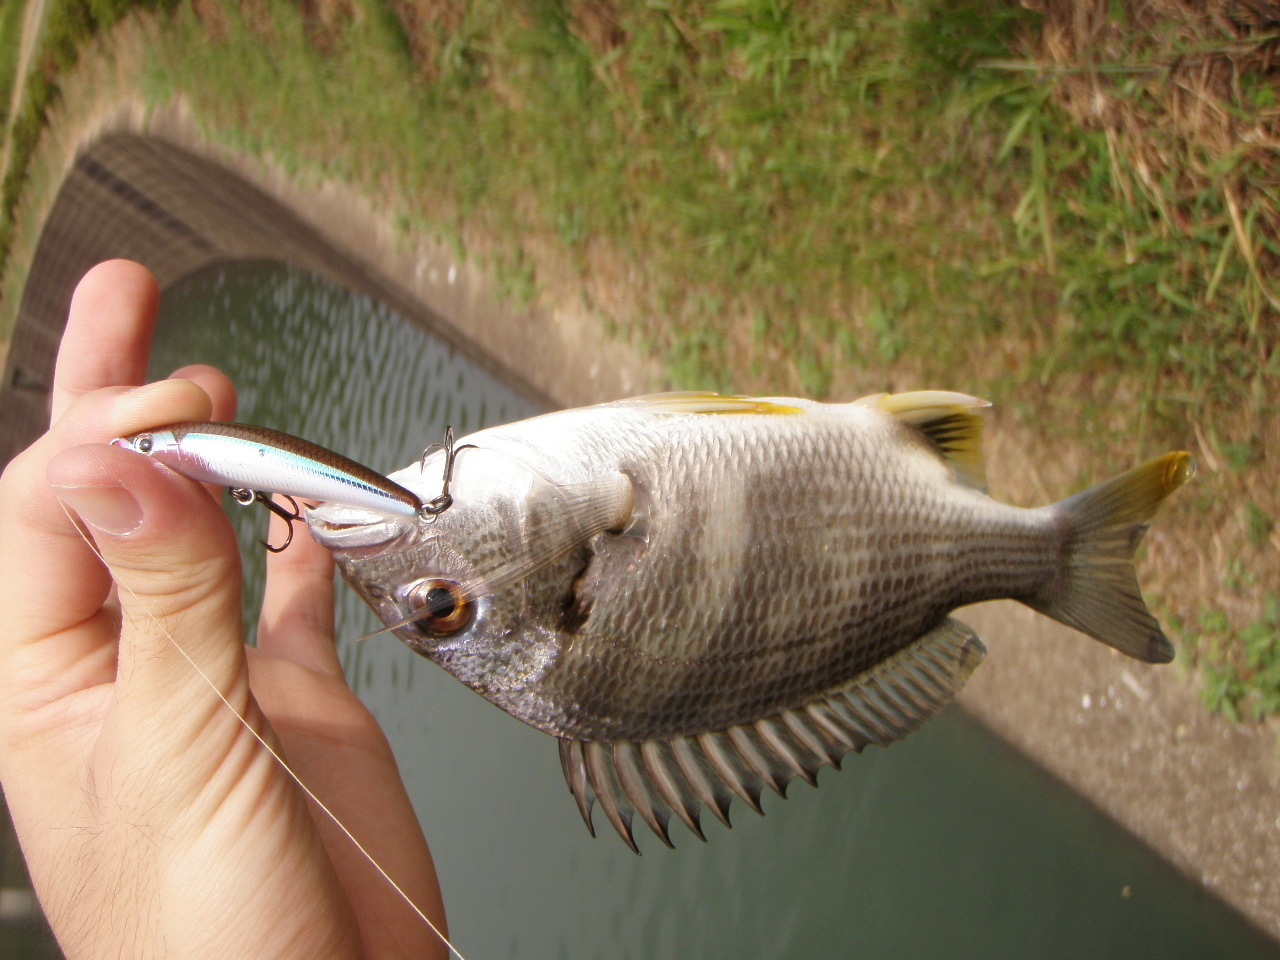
[1028,452,1195,664]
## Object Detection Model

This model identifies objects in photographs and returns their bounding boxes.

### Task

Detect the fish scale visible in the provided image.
[307,390,1193,850]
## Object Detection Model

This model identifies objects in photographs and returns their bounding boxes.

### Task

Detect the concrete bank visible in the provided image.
[0,103,654,465]
[0,96,1277,941]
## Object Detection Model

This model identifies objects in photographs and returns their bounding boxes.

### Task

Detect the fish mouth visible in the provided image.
[305,501,416,552]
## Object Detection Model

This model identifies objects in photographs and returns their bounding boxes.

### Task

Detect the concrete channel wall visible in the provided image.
[1,123,1278,944]
[1,131,650,465]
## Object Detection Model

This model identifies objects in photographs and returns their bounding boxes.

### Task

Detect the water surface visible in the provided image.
[144,261,1279,960]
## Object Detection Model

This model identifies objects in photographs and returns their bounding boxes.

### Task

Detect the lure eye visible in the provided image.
[135,434,154,455]
[408,579,473,636]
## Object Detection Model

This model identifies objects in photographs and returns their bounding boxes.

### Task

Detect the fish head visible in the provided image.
[306,444,633,696]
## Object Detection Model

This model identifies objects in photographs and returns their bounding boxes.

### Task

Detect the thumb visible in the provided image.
[47,441,250,733]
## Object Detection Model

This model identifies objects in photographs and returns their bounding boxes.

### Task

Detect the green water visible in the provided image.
[142,261,1279,960]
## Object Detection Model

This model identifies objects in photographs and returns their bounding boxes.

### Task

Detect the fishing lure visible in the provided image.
[112,422,423,551]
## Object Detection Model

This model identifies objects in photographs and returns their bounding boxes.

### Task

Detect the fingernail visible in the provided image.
[52,484,144,535]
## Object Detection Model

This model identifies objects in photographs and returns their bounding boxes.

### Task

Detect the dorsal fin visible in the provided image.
[558,617,986,850]
[857,391,990,491]
[613,392,803,416]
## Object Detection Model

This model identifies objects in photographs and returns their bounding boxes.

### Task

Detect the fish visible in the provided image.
[304,391,1194,851]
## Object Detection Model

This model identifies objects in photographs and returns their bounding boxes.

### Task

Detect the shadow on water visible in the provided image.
[119,260,1280,959]
[0,806,59,959]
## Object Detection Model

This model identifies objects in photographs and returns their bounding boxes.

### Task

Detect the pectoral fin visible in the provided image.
[559,617,987,850]
[461,472,634,601]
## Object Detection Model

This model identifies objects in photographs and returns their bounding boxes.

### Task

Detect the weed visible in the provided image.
[794,345,832,399]
[0,0,29,133]
[863,298,904,365]
[1199,595,1280,722]
[489,248,538,309]
[1245,501,1272,549]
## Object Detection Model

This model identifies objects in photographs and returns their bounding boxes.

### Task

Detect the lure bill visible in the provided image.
[112,422,422,518]
[307,391,1194,852]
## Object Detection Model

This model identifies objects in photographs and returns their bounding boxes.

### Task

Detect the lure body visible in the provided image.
[113,422,421,518]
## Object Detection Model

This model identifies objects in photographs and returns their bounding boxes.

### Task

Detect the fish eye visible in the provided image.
[135,434,153,454]
[408,579,473,636]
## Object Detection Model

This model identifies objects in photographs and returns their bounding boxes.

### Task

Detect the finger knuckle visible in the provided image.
[127,551,239,618]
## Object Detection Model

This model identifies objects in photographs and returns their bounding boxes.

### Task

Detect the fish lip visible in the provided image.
[305,501,415,551]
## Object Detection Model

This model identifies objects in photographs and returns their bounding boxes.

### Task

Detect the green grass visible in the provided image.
[148,0,1002,374]
[1194,594,1280,722]
[2,0,1278,716]
[135,2,1273,434]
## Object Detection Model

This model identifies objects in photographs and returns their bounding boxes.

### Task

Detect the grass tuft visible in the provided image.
[1199,595,1280,722]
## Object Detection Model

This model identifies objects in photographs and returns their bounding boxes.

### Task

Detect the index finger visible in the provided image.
[258,507,342,677]
[51,261,159,424]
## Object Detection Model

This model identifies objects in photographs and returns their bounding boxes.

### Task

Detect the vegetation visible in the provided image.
[0,0,29,134]
[1,0,1277,719]
[1195,594,1280,722]
[0,0,179,263]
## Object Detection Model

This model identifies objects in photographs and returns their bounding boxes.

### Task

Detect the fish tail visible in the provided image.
[1028,452,1195,664]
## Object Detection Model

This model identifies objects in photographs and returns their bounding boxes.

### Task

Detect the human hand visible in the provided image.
[0,261,448,959]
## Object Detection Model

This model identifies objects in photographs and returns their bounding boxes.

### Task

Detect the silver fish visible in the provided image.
[307,391,1193,850]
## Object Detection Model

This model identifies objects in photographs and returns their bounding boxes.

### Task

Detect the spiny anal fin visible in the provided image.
[857,391,990,492]
[557,617,987,851]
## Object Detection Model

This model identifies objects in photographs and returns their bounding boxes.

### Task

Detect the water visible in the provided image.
[144,261,1279,960]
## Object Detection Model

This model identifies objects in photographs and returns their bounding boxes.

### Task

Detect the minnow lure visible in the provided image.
[113,422,422,551]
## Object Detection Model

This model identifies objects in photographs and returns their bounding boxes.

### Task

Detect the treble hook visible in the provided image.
[229,488,302,553]
[418,425,477,518]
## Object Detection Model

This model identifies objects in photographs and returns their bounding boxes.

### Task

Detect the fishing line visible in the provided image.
[62,504,468,960]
